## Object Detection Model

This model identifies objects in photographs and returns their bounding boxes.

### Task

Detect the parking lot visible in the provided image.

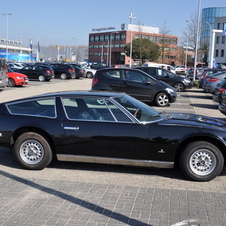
[0,78,225,226]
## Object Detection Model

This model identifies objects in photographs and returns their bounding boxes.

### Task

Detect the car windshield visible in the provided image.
[113,94,163,122]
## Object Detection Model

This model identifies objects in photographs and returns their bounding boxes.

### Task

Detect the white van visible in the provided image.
[142,62,175,73]
[0,58,8,88]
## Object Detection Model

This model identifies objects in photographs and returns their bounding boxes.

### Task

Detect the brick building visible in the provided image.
[88,24,179,66]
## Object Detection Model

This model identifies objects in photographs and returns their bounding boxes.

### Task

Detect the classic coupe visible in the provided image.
[0,91,225,182]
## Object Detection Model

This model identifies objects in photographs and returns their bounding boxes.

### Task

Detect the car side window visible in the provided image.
[124,70,149,83]
[102,70,120,80]
[7,98,56,118]
[62,97,133,122]
[62,97,114,121]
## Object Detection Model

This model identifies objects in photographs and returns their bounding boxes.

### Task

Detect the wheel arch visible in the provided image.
[11,126,55,154]
[174,135,226,167]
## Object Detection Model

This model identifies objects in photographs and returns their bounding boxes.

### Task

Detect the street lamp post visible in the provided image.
[205,22,213,68]
[3,13,12,61]
[128,12,136,68]
[209,29,223,68]
[193,0,201,81]
[72,37,77,62]
[184,20,189,73]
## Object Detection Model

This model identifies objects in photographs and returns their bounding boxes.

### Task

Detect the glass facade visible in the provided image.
[201,7,226,64]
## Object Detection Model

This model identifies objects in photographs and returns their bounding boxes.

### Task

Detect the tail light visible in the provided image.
[208,78,219,82]
[68,69,74,72]
[92,78,98,86]
[219,88,226,93]
[46,70,51,74]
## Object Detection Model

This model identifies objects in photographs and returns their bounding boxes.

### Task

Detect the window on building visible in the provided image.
[94,35,99,42]
[217,23,221,30]
[99,35,104,41]
[104,35,109,41]
[120,33,125,40]
[115,33,120,41]
[150,36,157,43]
[135,34,141,39]
[222,36,225,44]
[216,36,220,44]
[170,38,177,45]
[215,49,219,57]
[89,36,94,42]
[221,49,224,57]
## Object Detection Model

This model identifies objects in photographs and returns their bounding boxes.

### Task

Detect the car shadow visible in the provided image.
[0,147,225,182]
[190,103,218,109]
[181,94,213,99]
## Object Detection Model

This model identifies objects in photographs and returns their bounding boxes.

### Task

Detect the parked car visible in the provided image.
[213,79,226,104]
[50,63,76,79]
[199,68,226,88]
[67,64,86,79]
[7,68,28,87]
[0,90,225,181]
[7,62,26,70]
[90,61,107,69]
[202,72,226,93]
[0,58,8,88]
[186,68,205,80]
[14,65,54,81]
[135,66,192,92]
[175,65,186,75]
[219,90,226,115]
[91,68,177,107]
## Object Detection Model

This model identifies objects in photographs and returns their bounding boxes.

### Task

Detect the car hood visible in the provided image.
[7,72,27,77]
[162,112,226,131]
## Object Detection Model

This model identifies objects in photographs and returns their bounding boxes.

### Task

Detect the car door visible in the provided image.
[155,68,176,86]
[60,97,149,160]
[122,69,159,102]
[18,66,34,79]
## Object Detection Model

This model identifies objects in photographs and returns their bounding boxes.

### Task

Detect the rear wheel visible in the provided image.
[180,141,224,181]
[71,74,76,79]
[174,82,184,92]
[38,75,45,82]
[155,92,169,106]
[8,78,16,87]
[60,73,67,79]
[13,132,53,170]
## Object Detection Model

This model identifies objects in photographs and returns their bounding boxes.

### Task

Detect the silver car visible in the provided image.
[202,72,226,93]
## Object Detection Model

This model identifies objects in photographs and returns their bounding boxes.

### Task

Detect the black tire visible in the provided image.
[13,132,53,170]
[38,75,46,82]
[174,82,184,92]
[71,74,76,79]
[155,92,169,107]
[180,141,224,181]
[8,78,16,87]
[86,72,93,78]
[60,73,67,79]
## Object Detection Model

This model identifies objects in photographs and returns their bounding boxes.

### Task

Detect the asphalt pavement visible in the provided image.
[0,79,225,226]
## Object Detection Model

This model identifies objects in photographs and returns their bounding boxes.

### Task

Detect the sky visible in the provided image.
[0,0,226,48]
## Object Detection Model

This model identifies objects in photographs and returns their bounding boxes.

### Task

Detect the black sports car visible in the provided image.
[0,91,225,182]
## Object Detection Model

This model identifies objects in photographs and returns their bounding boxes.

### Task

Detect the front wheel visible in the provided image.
[86,72,93,78]
[13,132,53,170]
[8,78,16,87]
[155,92,169,107]
[174,82,184,92]
[180,141,224,181]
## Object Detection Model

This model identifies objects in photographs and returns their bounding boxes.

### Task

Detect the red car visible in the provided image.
[7,68,29,87]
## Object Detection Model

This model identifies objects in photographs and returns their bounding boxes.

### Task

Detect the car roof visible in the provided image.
[2,90,126,104]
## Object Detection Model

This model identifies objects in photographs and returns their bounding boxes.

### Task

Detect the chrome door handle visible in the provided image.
[64,126,79,131]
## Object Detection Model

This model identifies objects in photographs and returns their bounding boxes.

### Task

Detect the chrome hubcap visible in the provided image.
[189,149,216,176]
[20,140,44,164]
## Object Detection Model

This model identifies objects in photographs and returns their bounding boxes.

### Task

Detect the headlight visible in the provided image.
[166,88,176,93]
[184,78,191,83]
[16,76,24,79]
